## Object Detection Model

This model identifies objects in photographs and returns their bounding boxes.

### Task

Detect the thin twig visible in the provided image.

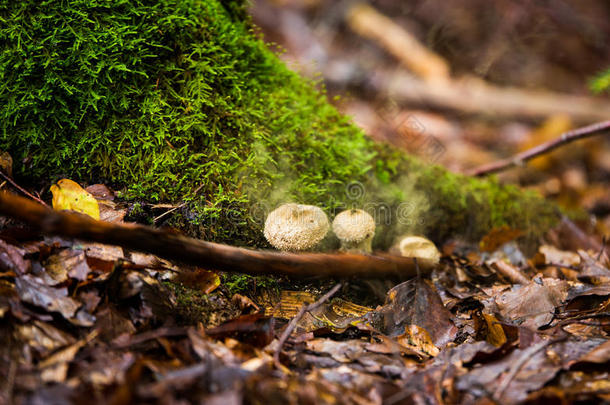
[0,169,49,207]
[273,282,343,367]
[597,235,607,261]
[468,120,610,176]
[153,183,205,223]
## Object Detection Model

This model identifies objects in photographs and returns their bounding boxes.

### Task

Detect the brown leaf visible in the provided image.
[207,314,275,347]
[175,268,220,294]
[482,313,508,347]
[479,226,522,252]
[15,274,80,319]
[494,277,568,330]
[578,249,610,284]
[396,324,440,356]
[45,249,91,281]
[573,340,610,365]
[456,338,606,405]
[0,239,30,275]
[368,278,457,347]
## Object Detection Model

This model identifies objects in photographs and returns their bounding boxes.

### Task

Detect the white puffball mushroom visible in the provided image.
[392,235,441,264]
[264,203,330,251]
[332,209,376,253]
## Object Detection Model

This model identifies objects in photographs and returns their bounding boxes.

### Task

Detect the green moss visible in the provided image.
[222,273,279,296]
[163,281,240,327]
[0,0,559,247]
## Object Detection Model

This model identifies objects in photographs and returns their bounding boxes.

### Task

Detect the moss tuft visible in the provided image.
[0,0,559,247]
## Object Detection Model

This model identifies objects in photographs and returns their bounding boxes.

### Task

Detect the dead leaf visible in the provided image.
[0,239,30,275]
[536,244,581,267]
[479,226,522,252]
[175,268,221,294]
[207,314,275,347]
[50,179,100,220]
[368,278,457,347]
[482,313,507,347]
[396,324,440,356]
[494,277,568,330]
[45,249,91,281]
[578,249,610,284]
[0,150,13,176]
[15,274,80,319]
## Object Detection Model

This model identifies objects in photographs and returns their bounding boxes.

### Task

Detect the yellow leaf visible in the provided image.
[50,179,100,220]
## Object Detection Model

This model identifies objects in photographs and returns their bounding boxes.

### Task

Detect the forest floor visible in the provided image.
[1,1,610,404]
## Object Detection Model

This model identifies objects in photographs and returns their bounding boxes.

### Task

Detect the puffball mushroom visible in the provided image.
[391,235,441,264]
[264,203,330,251]
[332,209,376,253]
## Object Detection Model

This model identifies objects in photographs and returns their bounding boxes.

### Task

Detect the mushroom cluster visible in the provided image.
[263,204,440,265]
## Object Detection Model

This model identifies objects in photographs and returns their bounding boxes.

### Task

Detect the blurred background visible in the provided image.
[250,0,610,237]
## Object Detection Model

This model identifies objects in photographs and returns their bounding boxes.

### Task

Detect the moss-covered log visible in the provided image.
[0,0,558,248]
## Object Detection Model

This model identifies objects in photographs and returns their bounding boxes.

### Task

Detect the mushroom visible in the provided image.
[391,235,440,264]
[332,209,376,253]
[264,203,330,251]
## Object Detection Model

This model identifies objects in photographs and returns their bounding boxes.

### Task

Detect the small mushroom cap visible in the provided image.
[332,209,375,243]
[264,203,330,251]
[393,235,440,263]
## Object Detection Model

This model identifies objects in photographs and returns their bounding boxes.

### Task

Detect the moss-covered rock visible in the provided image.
[0,0,558,247]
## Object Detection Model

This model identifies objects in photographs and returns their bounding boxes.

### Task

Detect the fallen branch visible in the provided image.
[0,192,434,278]
[372,72,610,124]
[467,120,610,176]
[343,4,610,123]
[273,282,343,367]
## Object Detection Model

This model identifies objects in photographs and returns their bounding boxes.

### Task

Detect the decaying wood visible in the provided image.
[0,192,434,278]
[345,4,610,123]
[467,120,610,176]
[274,282,343,367]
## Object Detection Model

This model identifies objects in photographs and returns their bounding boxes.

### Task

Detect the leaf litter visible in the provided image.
[0,184,609,404]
